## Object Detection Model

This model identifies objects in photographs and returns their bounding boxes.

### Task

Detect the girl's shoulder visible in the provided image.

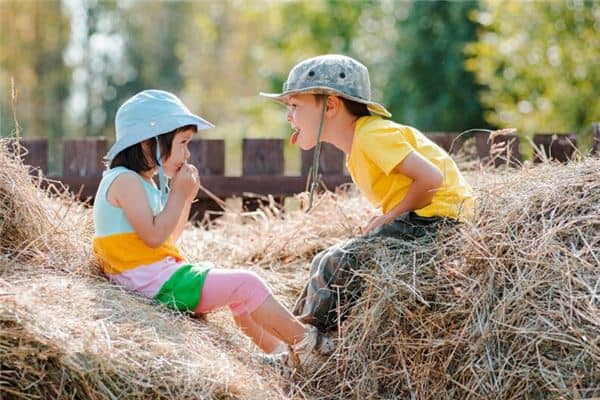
[99,166,136,190]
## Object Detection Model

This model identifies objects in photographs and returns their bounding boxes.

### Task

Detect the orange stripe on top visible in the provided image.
[93,232,183,275]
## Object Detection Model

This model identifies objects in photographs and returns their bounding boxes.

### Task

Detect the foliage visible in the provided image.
[1,0,598,167]
[465,0,600,145]
[0,0,71,168]
[383,0,486,132]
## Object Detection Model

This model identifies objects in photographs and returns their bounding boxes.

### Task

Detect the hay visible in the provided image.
[308,161,600,398]
[2,135,600,399]
[189,158,600,399]
[0,139,285,399]
[0,141,91,270]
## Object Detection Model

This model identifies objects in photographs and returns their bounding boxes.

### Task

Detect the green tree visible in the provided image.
[0,1,71,142]
[466,0,600,146]
[264,0,376,94]
[382,0,486,132]
[101,1,191,138]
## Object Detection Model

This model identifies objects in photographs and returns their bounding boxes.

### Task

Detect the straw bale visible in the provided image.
[2,137,600,399]
[0,140,285,399]
[189,158,600,399]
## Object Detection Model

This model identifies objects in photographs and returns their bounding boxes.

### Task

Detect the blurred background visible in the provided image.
[1,0,599,175]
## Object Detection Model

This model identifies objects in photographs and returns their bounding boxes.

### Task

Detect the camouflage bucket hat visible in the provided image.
[260,54,391,118]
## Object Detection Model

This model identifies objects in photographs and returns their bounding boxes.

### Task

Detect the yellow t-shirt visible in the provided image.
[347,116,474,220]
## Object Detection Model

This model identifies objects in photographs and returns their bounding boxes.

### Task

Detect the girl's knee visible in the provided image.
[229,270,272,315]
[236,270,269,290]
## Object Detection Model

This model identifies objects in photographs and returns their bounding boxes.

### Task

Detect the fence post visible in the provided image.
[475,130,521,167]
[63,137,108,176]
[426,132,463,154]
[188,139,225,176]
[301,142,345,176]
[18,138,48,174]
[532,133,577,163]
[592,123,600,155]
[242,138,284,175]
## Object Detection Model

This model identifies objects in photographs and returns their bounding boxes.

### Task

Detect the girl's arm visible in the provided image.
[363,151,443,233]
[109,166,199,247]
[172,196,192,242]
[170,165,200,242]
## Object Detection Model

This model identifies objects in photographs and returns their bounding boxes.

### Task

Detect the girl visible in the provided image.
[92,89,332,367]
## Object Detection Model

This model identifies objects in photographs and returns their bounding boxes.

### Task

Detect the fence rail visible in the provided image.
[11,124,600,218]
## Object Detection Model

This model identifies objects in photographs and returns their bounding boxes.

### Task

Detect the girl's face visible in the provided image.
[286,94,326,150]
[161,128,194,178]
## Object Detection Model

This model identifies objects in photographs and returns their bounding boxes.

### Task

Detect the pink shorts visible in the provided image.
[195,269,272,316]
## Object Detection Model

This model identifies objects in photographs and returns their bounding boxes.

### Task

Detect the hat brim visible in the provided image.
[260,87,391,118]
[105,114,215,160]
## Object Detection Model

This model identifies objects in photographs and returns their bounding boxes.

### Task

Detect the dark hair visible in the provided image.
[313,94,371,117]
[340,97,370,117]
[109,124,197,173]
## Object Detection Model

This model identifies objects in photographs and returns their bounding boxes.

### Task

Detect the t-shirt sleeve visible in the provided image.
[357,127,414,175]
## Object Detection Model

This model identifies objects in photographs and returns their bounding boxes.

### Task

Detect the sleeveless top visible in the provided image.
[93,166,208,312]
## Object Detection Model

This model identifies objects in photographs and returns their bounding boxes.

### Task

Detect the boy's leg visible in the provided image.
[368,212,448,239]
[293,213,450,332]
[291,248,328,319]
[293,241,360,332]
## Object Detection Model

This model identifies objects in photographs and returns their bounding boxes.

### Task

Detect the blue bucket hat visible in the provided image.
[106,89,214,160]
[107,89,214,204]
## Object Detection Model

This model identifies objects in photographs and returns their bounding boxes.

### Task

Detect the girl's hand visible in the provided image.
[171,163,200,201]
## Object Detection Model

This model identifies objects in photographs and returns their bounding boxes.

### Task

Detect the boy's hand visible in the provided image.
[171,163,200,201]
[362,214,390,235]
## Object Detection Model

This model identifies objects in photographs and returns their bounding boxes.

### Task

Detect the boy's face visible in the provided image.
[286,93,325,150]
[162,128,194,178]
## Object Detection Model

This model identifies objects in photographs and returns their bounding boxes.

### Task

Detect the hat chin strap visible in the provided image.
[307,94,328,211]
[155,137,169,206]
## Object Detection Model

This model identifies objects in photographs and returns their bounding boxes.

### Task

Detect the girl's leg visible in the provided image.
[195,269,307,347]
[250,295,306,346]
[233,312,286,353]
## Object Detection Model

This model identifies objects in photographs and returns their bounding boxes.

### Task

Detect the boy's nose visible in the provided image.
[286,109,293,122]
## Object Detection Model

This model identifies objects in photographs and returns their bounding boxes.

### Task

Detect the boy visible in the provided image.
[261,54,474,332]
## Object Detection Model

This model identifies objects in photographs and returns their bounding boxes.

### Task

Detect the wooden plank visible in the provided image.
[188,139,225,175]
[592,123,600,155]
[301,142,345,175]
[426,132,463,154]
[49,174,353,203]
[533,133,577,163]
[63,138,108,176]
[200,175,352,197]
[475,131,521,167]
[18,138,48,174]
[45,175,101,202]
[242,138,284,175]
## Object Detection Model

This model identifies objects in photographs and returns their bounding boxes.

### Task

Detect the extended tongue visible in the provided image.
[290,129,300,145]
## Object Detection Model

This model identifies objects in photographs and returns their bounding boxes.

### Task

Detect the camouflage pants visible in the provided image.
[292,212,450,332]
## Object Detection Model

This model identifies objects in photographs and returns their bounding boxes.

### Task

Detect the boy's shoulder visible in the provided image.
[355,116,411,142]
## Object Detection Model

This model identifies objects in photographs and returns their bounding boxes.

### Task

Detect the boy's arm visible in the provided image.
[363,151,443,234]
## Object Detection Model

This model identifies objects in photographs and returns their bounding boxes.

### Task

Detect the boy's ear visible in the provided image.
[325,96,341,116]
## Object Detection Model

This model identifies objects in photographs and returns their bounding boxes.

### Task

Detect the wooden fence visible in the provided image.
[13,123,600,218]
